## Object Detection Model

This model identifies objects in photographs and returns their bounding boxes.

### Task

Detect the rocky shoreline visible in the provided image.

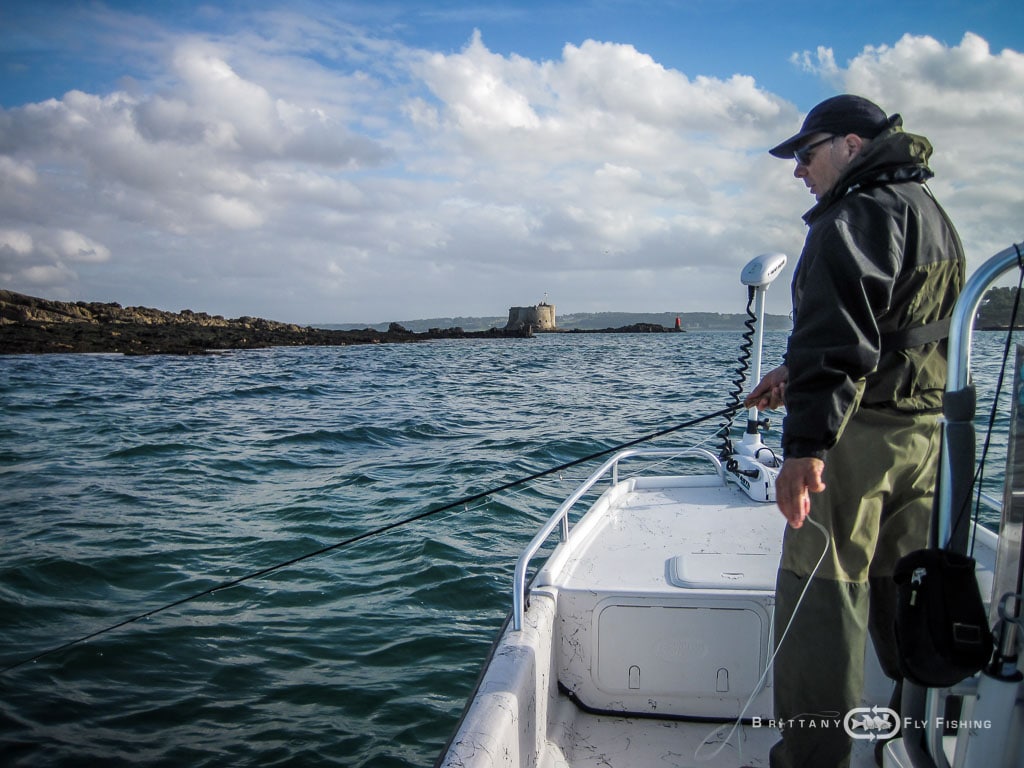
[558,322,682,334]
[0,290,533,355]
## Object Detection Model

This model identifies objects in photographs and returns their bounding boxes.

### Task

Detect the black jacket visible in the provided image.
[782,121,966,460]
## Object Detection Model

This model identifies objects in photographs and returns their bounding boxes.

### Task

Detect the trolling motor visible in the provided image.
[722,252,787,502]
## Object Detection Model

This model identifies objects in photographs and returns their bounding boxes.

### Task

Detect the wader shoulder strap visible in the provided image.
[880,316,951,354]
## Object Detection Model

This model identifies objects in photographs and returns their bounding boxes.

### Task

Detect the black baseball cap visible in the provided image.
[769,95,890,159]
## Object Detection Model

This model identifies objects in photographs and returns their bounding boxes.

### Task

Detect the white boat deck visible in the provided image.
[547,478,786,594]
[440,464,999,768]
[537,703,780,767]
[533,705,882,767]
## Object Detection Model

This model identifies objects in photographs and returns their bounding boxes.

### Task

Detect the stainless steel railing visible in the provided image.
[939,240,1024,550]
[511,446,724,631]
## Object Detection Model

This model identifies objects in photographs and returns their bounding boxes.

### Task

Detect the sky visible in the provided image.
[1,1,1022,325]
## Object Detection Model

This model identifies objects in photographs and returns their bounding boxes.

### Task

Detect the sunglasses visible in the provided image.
[794,135,835,166]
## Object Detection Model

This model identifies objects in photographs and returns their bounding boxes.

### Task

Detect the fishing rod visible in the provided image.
[0,401,743,675]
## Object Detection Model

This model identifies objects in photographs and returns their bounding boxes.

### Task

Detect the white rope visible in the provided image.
[694,514,832,763]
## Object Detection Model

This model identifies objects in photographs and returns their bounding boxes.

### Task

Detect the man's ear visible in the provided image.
[839,133,865,161]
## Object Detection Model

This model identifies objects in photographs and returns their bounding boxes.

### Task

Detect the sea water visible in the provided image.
[0,331,1014,767]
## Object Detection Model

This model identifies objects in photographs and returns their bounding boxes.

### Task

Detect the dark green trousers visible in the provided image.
[770,407,941,768]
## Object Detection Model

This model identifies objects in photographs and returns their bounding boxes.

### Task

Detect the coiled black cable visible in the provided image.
[719,285,757,457]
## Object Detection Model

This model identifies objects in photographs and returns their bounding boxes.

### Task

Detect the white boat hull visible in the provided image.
[440,243,1024,768]
[440,460,996,767]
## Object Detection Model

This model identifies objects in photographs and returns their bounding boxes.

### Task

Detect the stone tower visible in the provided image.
[505,302,556,331]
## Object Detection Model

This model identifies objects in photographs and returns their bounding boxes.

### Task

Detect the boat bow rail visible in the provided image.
[512,447,724,631]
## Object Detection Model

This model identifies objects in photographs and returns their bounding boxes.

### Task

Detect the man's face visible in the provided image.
[793,133,850,200]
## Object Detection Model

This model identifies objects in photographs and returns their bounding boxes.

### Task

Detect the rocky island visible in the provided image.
[0,290,530,355]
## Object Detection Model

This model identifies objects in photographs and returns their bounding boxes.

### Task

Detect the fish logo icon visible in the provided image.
[843,707,901,741]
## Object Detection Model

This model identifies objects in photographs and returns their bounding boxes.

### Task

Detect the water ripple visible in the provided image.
[0,332,1012,766]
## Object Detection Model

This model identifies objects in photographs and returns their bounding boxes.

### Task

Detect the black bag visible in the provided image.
[893,548,994,687]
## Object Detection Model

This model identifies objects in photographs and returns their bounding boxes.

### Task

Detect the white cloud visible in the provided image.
[0,21,1020,323]
[790,46,840,81]
[826,33,1024,260]
[54,230,111,263]
[20,264,76,287]
[0,227,110,292]
[0,156,38,186]
[417,30,542,132]
[200,193,264,230]
[0,229,34,255]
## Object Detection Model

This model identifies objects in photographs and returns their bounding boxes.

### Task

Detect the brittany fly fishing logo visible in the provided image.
[843,706,901,741]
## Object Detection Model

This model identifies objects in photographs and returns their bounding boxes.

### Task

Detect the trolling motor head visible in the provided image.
[741,252,788,288]
[737,252,787,395]
[723,252,788,502]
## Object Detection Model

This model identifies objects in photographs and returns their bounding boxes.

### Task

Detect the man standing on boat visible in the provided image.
[746,95,965,767]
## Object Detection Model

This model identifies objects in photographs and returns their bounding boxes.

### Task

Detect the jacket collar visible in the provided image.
[802,122,935,224]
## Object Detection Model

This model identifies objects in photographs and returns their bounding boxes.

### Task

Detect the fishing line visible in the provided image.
[694,514,832,763]
[501,427,726,502]
[1,402,743,675]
